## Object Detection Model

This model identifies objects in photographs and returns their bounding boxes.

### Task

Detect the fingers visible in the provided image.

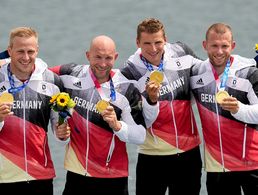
[146,81,160,103]
[220,97,239,113]
[101,106,116,121]
[56,122,71,140]
[0,103,13,121]
[101,105,121,131]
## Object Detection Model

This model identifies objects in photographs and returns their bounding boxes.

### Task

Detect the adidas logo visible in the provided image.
[196,78,204,85]
[0,85,6,93]
[73,81,82,88]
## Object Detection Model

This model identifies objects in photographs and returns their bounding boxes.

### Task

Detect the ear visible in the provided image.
[35,45,39,55]
[85,51,90,61]
[7,46,12,57]
[202,40,207,51]
[114,52,118,60]
[231,41,236,50]
[164,35,167,43]
[136,38,140,48]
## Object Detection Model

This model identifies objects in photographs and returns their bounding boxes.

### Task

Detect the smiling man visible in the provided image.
[0,27,68,195]
[190,23,258,195]
[49,35,159,195]
[121,18,202,195]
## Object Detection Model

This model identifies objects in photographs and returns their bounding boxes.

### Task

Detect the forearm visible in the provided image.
[231,101,258,124]
[142,96,159,128]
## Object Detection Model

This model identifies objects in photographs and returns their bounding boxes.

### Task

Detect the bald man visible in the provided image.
[49,35,158,195]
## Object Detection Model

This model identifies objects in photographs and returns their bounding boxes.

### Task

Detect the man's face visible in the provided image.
[203,30,235,68]
[137,30,166,66]
[86,44,118,84]
[8,36,38,78]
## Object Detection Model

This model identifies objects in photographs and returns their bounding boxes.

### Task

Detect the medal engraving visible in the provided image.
[149,70,164,84]
[0,92,14,103]
[215,91,229,104]
[96,100,109,113]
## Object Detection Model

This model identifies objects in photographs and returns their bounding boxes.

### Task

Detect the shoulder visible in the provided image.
[166,41,198,58]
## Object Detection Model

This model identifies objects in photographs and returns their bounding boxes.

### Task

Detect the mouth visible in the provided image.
[147,52,159,57]
[214,55,225,62]
[96,67,108,72]
[19,60,31,66]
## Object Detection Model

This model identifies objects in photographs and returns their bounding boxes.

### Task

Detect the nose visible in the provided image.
[99,59,108,68]
[150,43,157,52]
[217,47,224,54]
[22,52,30,60]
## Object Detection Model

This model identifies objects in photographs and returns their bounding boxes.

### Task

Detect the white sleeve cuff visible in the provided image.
[113,121,128,142]
[231,101,244,118]
[142,97,159,128]
[0,121,4,130]
[231,101,258,124]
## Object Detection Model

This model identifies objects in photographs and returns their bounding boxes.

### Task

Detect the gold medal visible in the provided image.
[0,92,14,103]
[215,91,229,104]
[149,70,164,84]
[96,100,109,113]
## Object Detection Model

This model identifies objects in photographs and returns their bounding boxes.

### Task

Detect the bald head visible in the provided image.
[86,35,118,83]
[89,35,117,53]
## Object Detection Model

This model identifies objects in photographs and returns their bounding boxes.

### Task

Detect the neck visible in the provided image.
[98,78,110,84]
[9,63,35,81]
[214,66,226,76]
[10,68,31,81]
[214,57,232,76]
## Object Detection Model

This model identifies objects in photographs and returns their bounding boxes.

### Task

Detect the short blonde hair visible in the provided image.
[206,23,233,41]
[9,27,38,48]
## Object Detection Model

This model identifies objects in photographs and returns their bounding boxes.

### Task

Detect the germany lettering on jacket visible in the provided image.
[159,76,185,96]
[12,100,43,109]
[200,93,216,103]
[73,96,99,113]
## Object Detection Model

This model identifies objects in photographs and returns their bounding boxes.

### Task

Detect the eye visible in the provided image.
[95,55,102,59]
[28,51,35,55]
[106,56,113,60]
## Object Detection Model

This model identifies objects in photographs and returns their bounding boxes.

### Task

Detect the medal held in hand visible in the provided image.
[215,90,229,104]
[149,70,164,84]
[96,99,110,113]
[0,92,14,103]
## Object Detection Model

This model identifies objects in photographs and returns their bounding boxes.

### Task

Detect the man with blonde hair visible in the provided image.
[190,23,258,195]
[0,27,69,195]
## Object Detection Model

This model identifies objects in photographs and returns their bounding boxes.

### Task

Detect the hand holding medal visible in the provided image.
[0,92,14,120]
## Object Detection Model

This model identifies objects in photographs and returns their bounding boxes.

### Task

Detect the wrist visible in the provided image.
[112,121,122,132]
[146,96,157,105]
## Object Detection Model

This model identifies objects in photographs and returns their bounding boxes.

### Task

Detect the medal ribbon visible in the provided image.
[211,57,233,91]
[7,64,30,95]
[89,68,116,101]
[140,54,164,72]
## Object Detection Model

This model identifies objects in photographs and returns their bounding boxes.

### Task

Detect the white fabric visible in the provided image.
[0,121,4,130]
[232,101,258,124]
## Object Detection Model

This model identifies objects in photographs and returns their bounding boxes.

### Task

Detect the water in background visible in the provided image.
[1,0,257,194]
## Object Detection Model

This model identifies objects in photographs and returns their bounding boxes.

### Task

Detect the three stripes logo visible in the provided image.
[0,85,6,93]
[196,78,204,85]
[73,81,82,88]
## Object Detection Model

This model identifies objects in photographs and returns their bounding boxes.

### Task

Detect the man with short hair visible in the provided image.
[0,27,69,195]
[190,23,258,195]
[121,18,202,195]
